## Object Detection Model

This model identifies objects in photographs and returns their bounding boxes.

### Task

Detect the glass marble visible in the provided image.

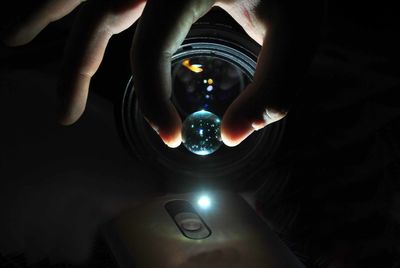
[182,110,222,156]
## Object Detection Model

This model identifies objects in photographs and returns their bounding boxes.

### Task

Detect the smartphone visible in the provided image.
[102,191,304,268]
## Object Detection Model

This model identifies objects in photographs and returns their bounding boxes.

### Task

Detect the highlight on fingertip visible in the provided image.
[221,134,239,147]
[144,116,182,148]
[160,132,182,148]
[262,108,288,124]
[251,120,267,131]
[144,118,160,135]
[221,130,252,147]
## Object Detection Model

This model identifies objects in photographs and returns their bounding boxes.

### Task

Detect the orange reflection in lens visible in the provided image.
[182,59,203,73]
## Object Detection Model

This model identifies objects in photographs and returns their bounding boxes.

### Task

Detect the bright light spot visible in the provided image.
[206,85,213,92]
[196,150,210,156]
[203,79,207,84]
[197,195,211,209]
[205,94,210,99]
[182,59,203,73]
[199,129,204,136]
[208,78,214,85]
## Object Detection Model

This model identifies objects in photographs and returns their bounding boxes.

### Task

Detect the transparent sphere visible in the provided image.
[182,110,222,156]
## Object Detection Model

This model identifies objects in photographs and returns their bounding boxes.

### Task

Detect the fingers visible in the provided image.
[221,25,293,147]
[2,0,145,125]
[131,0,214,147]
[221,1,321,147]
[58,0,145,125]
[221,83,288,147]
[1,0,83,46]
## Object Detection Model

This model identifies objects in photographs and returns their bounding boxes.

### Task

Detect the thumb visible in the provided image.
[221,83,288,147]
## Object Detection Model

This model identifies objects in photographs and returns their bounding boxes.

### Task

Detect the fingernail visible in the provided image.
[267,109,288,119]
[150,124,160,135]
[261,109,288,125]
[252,121,267,131]
[143,117,159,134]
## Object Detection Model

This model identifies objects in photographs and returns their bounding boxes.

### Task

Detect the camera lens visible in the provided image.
[171,44,255,156]
[119,23,285,191]
[171,56,251,118]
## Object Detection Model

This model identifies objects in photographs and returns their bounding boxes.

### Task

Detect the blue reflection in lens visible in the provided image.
[182,110,222,156]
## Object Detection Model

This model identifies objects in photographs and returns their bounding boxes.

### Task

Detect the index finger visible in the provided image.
[221,1,322,146]
[130,0,215,148]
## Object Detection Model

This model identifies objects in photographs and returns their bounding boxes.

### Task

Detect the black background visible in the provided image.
[1,1,399,267]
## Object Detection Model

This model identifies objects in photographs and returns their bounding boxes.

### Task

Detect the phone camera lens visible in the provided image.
[181,219,203,232]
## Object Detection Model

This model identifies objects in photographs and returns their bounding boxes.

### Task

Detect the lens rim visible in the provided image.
[171,44,254,118]
[120,26,285,192]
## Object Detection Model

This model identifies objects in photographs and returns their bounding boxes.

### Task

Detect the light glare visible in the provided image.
[197,195,211,209]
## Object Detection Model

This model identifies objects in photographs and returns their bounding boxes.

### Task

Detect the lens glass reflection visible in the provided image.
[171,56,251,118]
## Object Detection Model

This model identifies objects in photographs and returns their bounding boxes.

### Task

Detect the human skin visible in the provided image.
[1,0,322,147]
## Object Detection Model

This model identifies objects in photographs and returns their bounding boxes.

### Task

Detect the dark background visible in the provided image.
[1,1,399,267]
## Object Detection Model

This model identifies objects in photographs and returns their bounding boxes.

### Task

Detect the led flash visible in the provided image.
[197,196,211,209]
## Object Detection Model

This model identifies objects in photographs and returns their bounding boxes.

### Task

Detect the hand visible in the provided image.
[1,0,321,147]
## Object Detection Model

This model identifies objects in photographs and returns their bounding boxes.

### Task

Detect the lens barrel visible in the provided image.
[120,20,285,192]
